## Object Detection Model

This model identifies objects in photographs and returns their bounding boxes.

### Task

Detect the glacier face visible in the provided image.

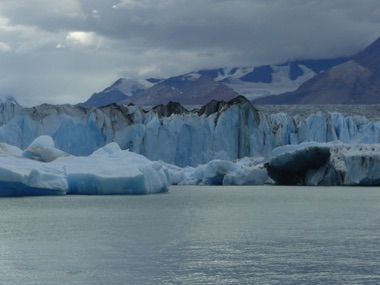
[0,97,380,168]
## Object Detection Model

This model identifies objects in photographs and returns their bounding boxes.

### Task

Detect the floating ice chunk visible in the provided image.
[223,157,268,185]
[202,160,237,185]
[167,164,206,185]
[0,143,67,196]
[166,156,268,186]
[58,143,170,195]
[266,142,332,185]
[267,142,380,186]
[0,136,169,196]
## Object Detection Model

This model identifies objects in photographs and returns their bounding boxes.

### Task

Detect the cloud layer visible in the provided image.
[0,0,379,105]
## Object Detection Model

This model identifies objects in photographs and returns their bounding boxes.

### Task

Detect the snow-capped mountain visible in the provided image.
[1,97,380,167]
[120,74,239,106]
[80,37,380,106]
[197,58,347,100]
[79,78,159,107]
[80,58,347,107]
[254,37,380,104]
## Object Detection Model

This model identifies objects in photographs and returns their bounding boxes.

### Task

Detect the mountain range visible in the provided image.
[80,37,380,106]
[254,37,380,104]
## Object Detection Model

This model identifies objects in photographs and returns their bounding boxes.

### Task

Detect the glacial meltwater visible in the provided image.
[0,186,379,284]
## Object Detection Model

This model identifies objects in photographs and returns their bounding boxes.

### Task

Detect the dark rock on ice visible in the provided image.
[151,101,189,117]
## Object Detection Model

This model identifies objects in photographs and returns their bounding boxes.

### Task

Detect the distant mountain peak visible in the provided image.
[353,36,380,73]
[79,78,158,107]
[120,73,239,106]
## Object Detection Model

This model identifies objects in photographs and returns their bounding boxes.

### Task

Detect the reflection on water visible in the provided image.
[0,185,379,284]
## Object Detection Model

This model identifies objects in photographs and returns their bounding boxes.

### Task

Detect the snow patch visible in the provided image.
[224,65,316,100]
[184,72,201,81]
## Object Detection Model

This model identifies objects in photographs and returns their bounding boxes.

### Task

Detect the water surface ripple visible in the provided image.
[0,186,379,284]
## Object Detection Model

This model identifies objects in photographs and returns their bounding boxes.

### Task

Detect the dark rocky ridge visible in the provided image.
[151,101,189,117]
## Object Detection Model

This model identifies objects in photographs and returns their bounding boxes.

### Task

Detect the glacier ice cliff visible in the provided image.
[1,95,380,190]
[0,97,380,169]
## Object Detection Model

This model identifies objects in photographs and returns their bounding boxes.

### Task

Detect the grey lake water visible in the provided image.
[0,185,380,285]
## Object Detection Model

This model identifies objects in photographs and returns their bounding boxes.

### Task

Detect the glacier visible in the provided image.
[0,96,380,191]
[3,135,380,195]
[0,96,379,167]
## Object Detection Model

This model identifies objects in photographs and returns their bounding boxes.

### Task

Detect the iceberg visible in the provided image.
[60,143,169,195]
[167,157,268,186]
[265,142,331,185]
[266,142,380,186]
[2,135,380,192]
[0,136,169,196]
[0,141,67,196]
[222,157,268,185]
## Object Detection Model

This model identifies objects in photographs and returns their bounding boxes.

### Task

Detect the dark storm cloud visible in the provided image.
[75,0,380,62]
[0,0,379,105]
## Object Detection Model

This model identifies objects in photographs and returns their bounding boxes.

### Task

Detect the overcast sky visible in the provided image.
[0,0,379,106]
